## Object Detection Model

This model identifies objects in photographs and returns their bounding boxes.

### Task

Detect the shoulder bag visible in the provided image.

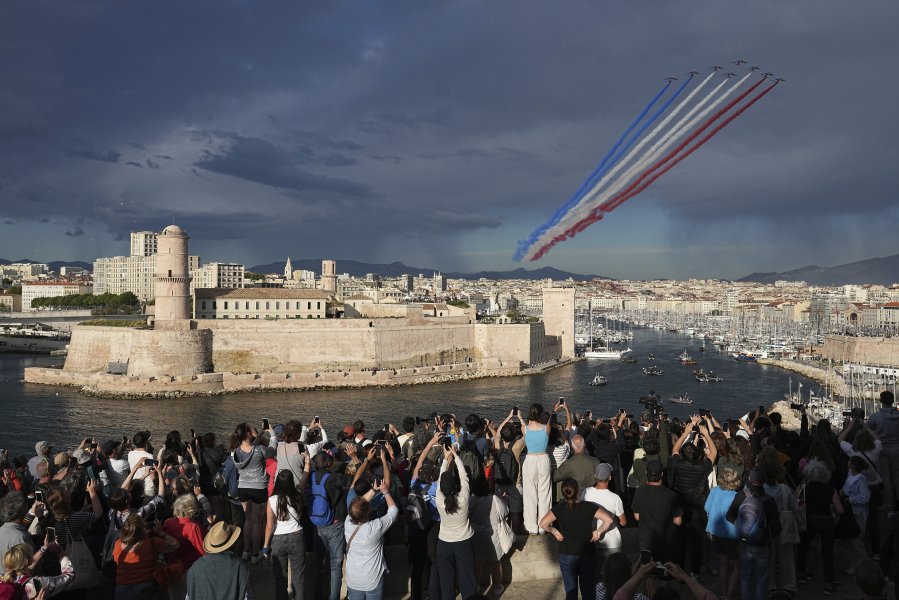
[63,520,101,590]
[795,482,807,532]
[777,484,801,545]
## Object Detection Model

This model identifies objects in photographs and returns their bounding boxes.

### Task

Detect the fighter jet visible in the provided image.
[734,59,747,66]
[687,71,700,76]
[711,65,723,71]
[762,72,774,77]
[725,72,737,78]
[748,66,761,71]
[773,77,785,83]
[664,76,678,83]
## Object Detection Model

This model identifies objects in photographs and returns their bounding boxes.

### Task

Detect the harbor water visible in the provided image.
[0,328,818,456]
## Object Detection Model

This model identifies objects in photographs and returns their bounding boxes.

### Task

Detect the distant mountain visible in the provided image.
[0,258,93,273]
[249,259,601,281]
[737,253,899,286]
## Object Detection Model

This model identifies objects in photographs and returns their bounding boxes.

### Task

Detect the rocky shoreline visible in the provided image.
[756,357,850,397]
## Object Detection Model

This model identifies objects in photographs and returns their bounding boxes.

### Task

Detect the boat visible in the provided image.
[620,356,638,364]
[691,369,705,377]
[584,301,632,359]
[639,392,662,404]
[669,393,693,405]
[589,374,608,387]
[643,366,664,376]
[679,350,697,366]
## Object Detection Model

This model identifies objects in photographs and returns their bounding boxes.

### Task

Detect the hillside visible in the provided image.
[737,253,899,285]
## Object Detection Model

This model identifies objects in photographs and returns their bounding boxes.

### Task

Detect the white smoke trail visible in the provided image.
[525,72,754,260]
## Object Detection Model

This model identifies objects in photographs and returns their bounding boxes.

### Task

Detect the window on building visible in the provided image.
[201,301,206,309]
[265,302,269,310]
[255,302,259,309]
[212,301,216,309]
[317,302,321,309]
[224,301,228,309]
[307,302,311,309]
[245,302,249,310]
[276,302,280,309]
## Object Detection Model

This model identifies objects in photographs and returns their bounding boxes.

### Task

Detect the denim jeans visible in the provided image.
[436,538,477,600]
[739,543,769,600]
[559,553,595,600]
[272,530,306,600]
[314,521,346,600]
[114,581,156,600]
[347,575,384,600]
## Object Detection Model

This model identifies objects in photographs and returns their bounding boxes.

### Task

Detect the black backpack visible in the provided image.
[494,445,519,485]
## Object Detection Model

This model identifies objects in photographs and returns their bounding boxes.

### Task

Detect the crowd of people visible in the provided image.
[1,390,898,600]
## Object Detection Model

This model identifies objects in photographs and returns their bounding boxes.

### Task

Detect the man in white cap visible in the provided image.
[584,462,626,573]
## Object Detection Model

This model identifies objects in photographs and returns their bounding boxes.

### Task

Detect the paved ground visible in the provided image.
[244,525,884,599]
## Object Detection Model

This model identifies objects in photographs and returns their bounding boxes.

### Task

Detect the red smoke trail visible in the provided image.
[530,79,780,262]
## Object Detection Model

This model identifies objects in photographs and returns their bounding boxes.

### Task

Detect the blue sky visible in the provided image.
[1,1,897,279]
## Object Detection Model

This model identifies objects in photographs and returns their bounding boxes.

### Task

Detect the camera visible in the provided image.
[640,551,652,565]
[653,564,671,579]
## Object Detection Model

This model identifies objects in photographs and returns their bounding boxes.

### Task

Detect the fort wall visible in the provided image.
[822,335,899,368]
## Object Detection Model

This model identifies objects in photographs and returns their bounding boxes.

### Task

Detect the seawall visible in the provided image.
[756,357,850,397]
[23,358,579,398]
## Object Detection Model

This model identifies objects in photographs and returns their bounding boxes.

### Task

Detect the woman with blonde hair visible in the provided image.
[162,494,206,600]
[1,541,75,597]
[704,466,742,600]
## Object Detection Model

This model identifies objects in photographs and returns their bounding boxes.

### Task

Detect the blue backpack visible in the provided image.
[309,472,335,527]
[737,492,767,544]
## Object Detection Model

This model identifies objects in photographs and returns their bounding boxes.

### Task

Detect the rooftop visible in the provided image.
[194,288,331,300]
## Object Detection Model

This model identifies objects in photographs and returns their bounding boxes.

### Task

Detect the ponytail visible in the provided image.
[561,478,578,510]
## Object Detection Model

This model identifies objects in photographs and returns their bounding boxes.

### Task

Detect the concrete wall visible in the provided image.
[63,326,136,372]
[204,318,477,372]
[127,326,213,377]
[823,335,899,368]
[474,323,541,365]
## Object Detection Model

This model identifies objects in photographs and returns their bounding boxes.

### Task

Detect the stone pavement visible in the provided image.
[244,525,882,599]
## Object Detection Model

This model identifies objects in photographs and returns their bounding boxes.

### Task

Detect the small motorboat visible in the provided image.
[668,393,693,405]
[679,350,697,366]
[589,374,608,387]
[620,356,638,364]
[643,366,664,376]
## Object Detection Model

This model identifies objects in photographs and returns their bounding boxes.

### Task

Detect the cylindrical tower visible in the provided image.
[154,224,192,321]
[321,259,337,294]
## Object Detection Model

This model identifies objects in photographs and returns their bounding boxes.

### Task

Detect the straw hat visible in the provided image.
[203,521,242,554]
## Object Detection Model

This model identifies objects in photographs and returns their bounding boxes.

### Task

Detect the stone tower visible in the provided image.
[321,259,337,293]
[542,287,575,359]
[154,224,192,321]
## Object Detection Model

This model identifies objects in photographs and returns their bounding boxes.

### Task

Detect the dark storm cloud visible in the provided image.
[67,142,121,164]
[194,133,374,197]
[64,227,85,237]
[0,0,895,273]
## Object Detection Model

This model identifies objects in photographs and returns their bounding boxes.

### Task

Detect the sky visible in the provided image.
[1,1,897,280]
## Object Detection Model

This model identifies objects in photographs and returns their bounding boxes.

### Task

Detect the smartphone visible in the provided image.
[442,436,452,449]
[558,397,565,406]
[653,564,669,579]
[415,416,422,425]
[692,425,700,433]
[314,416,320,424]
[758,405,765,414]
[144,459,157,467]
[619,408,625,414]
[640,550,652,565]
[190,428,196,439]
[700,409,707,417]
[512,406,519,417]
[35,490,43,503]
[90,440,98,449]
[383,424,389,432]
[262,418,271,430]
[31,579,42,593]
[46,527,56,544]
[375,439,386,446]
[443,423,450,435]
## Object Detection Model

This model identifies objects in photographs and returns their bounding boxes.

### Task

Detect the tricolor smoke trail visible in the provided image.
[511,80,673,262]
[516,64,781,262]
[528,78,781,261]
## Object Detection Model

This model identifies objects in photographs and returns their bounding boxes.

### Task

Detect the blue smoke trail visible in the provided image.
[513,81,671,261]
[514,74,695,262]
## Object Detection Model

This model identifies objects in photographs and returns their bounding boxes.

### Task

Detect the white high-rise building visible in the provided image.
[93,231,200,301]
[191,263,245,290]
[130,231,158,257]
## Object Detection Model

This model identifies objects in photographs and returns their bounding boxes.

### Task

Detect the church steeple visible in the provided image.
[284,257,293,280]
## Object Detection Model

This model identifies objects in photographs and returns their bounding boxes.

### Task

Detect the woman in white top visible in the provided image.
[838,424,884,553]
[436,445,476,600]
[344,479,399,600]
[262,468,309,600]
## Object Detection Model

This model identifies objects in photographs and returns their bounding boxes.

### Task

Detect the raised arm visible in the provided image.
[671,418,695,457]
[700,424,718,463]
[413,430,442,480]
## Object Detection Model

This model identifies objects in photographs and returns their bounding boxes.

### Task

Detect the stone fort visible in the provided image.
[26,225,575,396]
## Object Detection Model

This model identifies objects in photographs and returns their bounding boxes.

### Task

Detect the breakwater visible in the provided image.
[756,358,851,397]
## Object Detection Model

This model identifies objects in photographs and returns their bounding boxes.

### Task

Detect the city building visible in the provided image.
[21,282,93,311]
[191,262,244,290]
[130,231,158,257]
[1,263,48,280]
[94,231,201,301]
[0,291,22,312]
[194,288,330,319]
[321,260,337,293]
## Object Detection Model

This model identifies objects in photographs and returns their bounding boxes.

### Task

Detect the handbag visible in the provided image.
[777,485,801,545]
[64,523,101,590]
[795,482,807,532]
